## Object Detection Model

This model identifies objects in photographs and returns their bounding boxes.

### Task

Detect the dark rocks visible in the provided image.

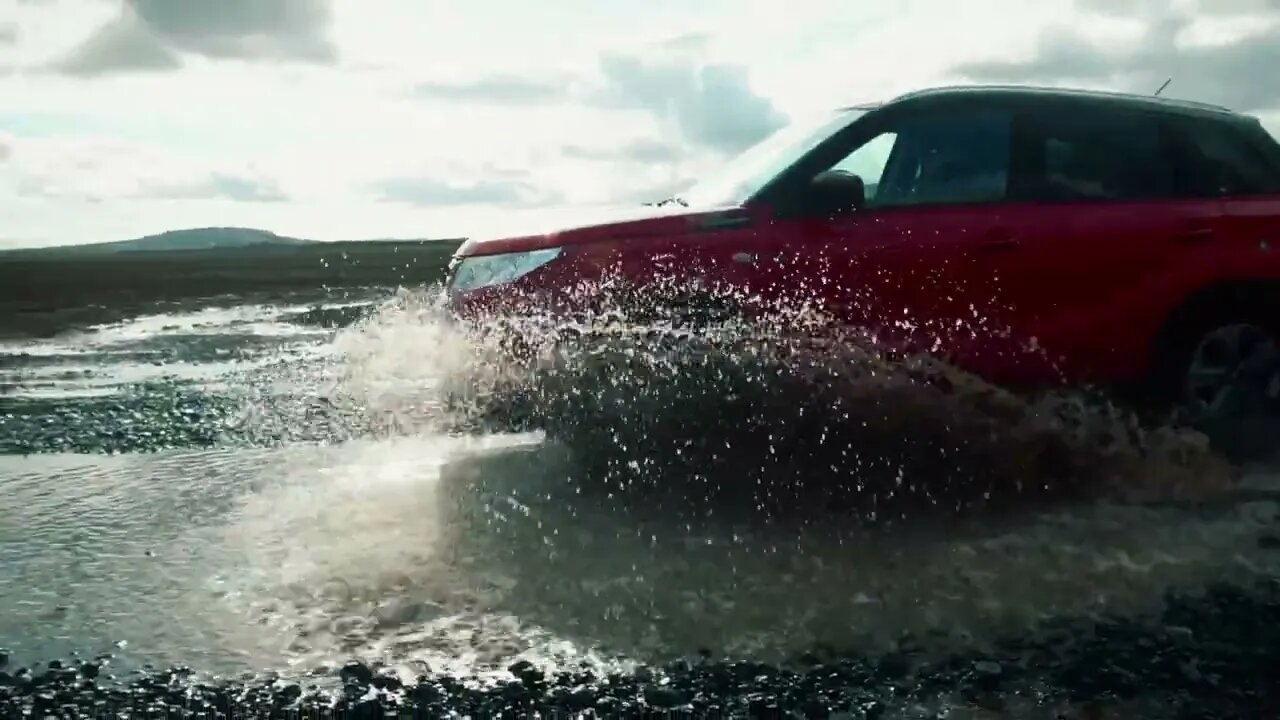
[371,670,403,692]
[642,684,687,709]
[972,659,1002,676]
[0,579,1278,717]
[505,659,535,677]
[276,682,303,704]
[874,651,912,680]
[968,658,1006,694]
[339,660,373,686]
[0,386,241,455]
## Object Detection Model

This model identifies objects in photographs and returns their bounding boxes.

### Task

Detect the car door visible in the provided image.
[1173,113,1280,277]
[984,105,1227,385]
[794,105,1023,370]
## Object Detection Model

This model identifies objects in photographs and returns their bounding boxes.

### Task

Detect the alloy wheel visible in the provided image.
[1183,322,1280,423]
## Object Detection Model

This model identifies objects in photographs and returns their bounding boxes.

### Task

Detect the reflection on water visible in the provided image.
[0,302,339,400]
[3,436,1276,683]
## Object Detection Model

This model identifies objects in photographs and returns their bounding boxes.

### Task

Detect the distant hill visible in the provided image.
[3,227,317,257]
[0,227,469,258]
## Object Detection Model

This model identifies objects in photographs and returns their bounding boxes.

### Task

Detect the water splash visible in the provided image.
[279,277,1238,517]
[6,277,1262,682]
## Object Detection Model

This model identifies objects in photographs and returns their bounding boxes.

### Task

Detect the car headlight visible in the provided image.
[450,247,563,293]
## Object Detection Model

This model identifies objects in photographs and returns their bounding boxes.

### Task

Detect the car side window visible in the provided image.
[830,132,897,204]
[1012,109,1177,201]
[1176,119,1280,197]
[873,110,1012,208]
[818,109,1012,209]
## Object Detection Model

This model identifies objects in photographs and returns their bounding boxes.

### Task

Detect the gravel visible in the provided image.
[2,579,1277,718]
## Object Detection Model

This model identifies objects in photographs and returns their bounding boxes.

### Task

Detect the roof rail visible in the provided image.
[843,84,1236,115]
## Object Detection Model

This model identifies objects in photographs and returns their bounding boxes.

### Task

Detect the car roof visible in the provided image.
[839,84,1242,121]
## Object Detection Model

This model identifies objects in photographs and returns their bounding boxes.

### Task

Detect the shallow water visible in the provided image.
[2,290,1278,697]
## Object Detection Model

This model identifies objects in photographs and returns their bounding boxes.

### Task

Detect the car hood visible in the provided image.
[454,202,749,257]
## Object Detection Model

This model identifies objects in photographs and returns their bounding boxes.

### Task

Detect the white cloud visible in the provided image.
[147,174,287,203]
[37,0,335,75]
[0,0,1278,248]
[372,173,556,208]
[128,0,335,61]
[407,36,786,154]
[413,75,567,105]
[0,131,282,203]
[955,0,1280,116]
[589,40,786,153]
[48,5,179,77]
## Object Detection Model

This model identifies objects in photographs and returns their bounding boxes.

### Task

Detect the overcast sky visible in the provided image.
[2,0,1279,248]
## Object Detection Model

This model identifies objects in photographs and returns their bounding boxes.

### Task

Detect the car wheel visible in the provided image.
[1178,321,1280,462]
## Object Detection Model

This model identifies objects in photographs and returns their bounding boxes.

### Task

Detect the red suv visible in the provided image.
[445,85,1280,457]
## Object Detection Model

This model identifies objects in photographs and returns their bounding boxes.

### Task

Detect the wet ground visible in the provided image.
[2,290,1280,718]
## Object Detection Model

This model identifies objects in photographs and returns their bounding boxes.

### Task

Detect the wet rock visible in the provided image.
[665,657,693,675]
[276,683,303,705]
[859,699,888,719]
[372,597,425,627]
[798,651,823,667]
[341,681,365,703]
[972,659,1002,676]
[643,685,687,708]
[875,652,911,680]
[30,690,56,715]
[339,660,373,687]
[372,670,403,692]
[506,660,535,677]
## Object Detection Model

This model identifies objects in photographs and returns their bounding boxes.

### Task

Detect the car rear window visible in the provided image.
[1175,117,1280,197]
[1012,108,1177,202]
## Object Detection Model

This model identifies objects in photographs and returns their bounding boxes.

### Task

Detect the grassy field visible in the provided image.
[0,240,461,339]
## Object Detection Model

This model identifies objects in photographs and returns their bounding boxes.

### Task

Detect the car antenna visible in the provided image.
[1154,77,1172,97]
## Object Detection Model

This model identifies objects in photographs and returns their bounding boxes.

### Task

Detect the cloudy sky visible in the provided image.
[1,0,1279,248]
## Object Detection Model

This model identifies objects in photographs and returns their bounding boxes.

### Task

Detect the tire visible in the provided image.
[1160,320,1280,463]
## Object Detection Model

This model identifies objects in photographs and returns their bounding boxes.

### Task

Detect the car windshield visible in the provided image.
[679,108,867,207]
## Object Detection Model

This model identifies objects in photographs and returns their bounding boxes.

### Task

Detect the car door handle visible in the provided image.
[977,230,1019,252]
[1178,227,1215,243]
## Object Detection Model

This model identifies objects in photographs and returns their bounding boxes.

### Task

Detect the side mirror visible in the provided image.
[806,170,866,217]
